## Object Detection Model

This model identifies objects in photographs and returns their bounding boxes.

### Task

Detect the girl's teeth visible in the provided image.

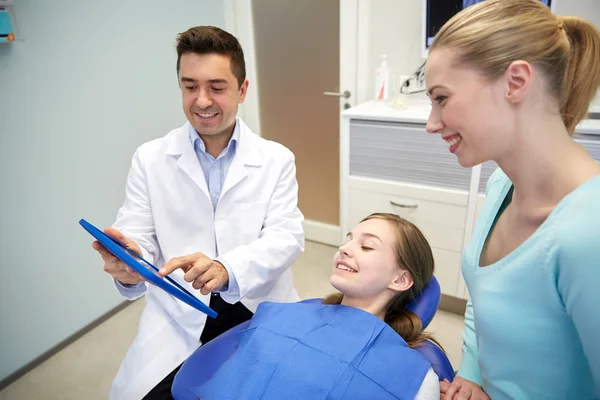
[337,265,356,272]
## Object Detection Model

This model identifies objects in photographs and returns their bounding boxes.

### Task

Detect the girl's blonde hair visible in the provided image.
[323,213,441,349]
[431,0,600,135]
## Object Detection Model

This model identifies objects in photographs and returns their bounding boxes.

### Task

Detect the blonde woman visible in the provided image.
[424,0,600,398]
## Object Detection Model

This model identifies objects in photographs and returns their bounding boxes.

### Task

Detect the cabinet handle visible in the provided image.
[390,201,418,209]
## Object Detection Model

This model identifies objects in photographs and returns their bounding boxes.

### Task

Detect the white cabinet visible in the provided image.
[347,179,468,250]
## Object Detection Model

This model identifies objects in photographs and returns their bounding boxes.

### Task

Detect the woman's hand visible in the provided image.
[440,377,490,400]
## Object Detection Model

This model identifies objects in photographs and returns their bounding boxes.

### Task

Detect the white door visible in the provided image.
[224,1,361,244]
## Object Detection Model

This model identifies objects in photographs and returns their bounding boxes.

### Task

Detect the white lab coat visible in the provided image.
[108,119,305,399]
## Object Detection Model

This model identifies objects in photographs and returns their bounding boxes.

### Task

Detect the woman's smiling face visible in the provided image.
[425,47,514,167]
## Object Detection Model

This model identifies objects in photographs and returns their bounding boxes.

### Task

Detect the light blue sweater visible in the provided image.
[458,169,600,399]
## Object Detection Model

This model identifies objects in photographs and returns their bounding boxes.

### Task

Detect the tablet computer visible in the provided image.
[80,218,217,319]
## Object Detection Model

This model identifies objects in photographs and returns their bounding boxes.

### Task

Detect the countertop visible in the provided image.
[342,99,600,135]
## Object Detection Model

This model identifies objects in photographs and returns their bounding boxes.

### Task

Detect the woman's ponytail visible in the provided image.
[558,16,600,135]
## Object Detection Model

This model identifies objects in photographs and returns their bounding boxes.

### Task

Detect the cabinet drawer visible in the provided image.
[348,188,466,253]
[432,247,461,297]
[349,120,472,191]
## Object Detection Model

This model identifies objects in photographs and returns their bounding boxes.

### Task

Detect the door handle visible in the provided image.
[390,201,418,209]
[323,90,351,99]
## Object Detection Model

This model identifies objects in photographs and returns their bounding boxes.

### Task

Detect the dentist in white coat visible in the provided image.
[92,26,305,400]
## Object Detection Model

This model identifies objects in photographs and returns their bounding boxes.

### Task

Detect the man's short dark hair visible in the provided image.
[176,26,246,88]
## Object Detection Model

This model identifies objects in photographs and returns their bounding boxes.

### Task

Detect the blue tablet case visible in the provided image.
[80,218,217,319]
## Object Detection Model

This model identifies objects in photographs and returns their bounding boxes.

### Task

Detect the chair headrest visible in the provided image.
[405,275,441,329]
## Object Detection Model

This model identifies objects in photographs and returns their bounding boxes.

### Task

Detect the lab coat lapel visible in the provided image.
[221,151,247,197]
[221,120,263,199]
[166,124,210,200]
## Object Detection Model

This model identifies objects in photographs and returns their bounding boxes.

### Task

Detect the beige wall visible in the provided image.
[252,0,340,225]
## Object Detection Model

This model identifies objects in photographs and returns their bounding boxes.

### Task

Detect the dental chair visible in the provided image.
[171,276,455,400]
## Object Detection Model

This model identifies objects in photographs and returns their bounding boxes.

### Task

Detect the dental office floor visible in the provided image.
[0,241,465,400]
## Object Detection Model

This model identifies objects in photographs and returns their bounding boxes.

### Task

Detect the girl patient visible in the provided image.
[176,213,444,400]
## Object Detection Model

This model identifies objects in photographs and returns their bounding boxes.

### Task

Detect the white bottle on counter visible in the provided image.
[375,54,390,101]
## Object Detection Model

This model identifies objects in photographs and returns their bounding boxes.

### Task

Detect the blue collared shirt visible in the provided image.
[188,121,239,212]
[188,120,240,295]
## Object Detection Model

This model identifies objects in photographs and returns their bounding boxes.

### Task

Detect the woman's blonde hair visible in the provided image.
[430,0,600,135]
[323,213,441,349]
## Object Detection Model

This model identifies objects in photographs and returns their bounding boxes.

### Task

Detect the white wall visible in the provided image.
[365,0,600,103]
[366,0,424,103]
[0,0,224,382]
